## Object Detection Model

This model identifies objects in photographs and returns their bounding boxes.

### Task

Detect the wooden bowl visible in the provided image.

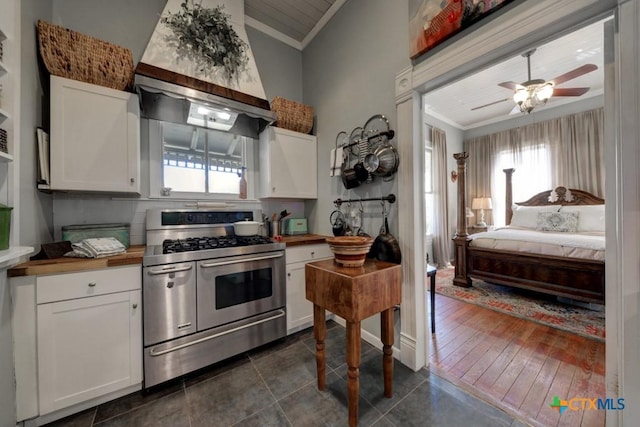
[326,236,374,267]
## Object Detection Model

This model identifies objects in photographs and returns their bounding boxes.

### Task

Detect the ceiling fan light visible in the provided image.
[513,88,528,104]
[536,83,554,102]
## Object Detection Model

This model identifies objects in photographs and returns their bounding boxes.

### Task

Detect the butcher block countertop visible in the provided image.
[7,235,331,277]
[282,234,330,247]
[8,245,146,277]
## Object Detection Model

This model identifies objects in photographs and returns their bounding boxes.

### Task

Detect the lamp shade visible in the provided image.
[472,197,493,210]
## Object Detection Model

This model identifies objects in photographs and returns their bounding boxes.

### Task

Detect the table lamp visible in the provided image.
[471,197,492,227]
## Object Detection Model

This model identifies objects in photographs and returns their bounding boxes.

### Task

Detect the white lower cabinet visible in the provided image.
[35,266,142,415]
[285,244,332,334]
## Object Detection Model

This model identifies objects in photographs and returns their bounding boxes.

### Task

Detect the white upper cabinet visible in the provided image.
[259,126,317,199]
[50,76,140,193]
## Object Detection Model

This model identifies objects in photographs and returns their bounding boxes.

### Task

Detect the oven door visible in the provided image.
[196,250,285,331]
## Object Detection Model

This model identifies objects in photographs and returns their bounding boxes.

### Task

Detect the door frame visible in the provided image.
[396,1,639,425]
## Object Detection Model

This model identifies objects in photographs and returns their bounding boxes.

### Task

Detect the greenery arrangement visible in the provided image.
[162,1,249,82]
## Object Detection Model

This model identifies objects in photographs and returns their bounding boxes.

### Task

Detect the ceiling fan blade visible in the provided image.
[471,97,510,111]
[551,87,590,97]
[498,81,521,90]
[550,64,598,86]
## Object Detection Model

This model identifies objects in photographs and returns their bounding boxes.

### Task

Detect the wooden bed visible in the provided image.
[451,152,605,304]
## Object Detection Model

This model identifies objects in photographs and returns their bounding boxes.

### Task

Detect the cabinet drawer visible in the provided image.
[286,244,332,265]
[37,266,141,304]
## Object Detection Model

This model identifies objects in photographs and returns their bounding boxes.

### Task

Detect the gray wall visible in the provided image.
[303,0,410,237]
[302,0,410,337]
[51,0,166,64]
[247,26,303,103]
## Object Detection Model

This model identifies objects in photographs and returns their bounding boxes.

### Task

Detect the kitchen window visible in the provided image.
[148,120,256,199]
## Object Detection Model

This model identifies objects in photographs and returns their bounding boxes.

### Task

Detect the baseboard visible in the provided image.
[331,317,401,360]
[399,331,421,371]
[20,384,141,427]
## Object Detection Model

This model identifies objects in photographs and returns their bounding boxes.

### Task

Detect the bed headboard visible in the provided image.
[504,170,605,225]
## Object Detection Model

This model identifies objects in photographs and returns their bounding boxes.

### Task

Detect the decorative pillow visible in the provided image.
[510,205,561,229]
[559,205,605,233]
[536,212,579,232]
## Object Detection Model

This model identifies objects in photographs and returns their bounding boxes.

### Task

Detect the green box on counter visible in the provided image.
[62,223,130,248]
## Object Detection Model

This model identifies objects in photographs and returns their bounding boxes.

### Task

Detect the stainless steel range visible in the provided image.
[142,208,286,388]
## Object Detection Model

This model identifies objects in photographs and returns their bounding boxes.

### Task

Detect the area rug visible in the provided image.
[433,267,605,342]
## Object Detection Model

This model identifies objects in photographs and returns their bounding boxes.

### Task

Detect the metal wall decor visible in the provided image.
[333,114,399,190]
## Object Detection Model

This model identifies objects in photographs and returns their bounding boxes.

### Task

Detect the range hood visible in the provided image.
[134,0,275,139]
[135,65,275,139]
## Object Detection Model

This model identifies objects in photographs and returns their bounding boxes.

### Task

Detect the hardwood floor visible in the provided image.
[429,293,605,427]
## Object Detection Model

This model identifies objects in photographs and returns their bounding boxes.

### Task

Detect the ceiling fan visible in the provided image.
[472,49,598,114]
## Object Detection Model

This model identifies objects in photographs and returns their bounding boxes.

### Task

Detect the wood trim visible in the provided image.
[134,62,271,110]
[517,186,605,206]
[452,152,471,287]
[503,168,514,225]
[467,247,605,303]
[453,152,469,237]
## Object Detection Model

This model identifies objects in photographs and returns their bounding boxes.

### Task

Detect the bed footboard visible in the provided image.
[467,247,605,304]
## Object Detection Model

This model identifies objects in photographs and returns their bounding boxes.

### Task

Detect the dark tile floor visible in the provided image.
[45,321,526,427]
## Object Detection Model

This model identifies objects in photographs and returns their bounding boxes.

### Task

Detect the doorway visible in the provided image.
[394,0,639,425]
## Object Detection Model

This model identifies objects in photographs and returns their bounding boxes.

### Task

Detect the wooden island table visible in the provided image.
[305,258,402,427]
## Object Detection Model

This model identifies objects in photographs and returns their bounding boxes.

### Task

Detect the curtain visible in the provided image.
[464,108,604,226]
[432,127,451,267]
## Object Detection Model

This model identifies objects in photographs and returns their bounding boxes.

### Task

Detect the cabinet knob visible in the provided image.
[130,178,135,183]
[272,187,276,192]
[311,251,315,257]
[132,303,138,309]
[287,272,291,278]
[88,282,97,287]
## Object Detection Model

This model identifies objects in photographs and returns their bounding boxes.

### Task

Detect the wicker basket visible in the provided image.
[37,20,134,91]
[270,97,314,134]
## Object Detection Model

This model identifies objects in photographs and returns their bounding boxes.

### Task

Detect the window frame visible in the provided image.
[424,131,434,236]
[147,119,258,200]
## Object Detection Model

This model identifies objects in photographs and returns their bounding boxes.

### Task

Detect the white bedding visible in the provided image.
[468,226,605,261]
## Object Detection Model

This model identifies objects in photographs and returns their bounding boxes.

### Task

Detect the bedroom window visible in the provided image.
[424,141,434,236]
[492,145,551,225]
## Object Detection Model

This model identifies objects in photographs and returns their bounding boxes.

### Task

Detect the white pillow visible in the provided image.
[509,205,561,229]
[559,205,605,232]
[536,212,579,232]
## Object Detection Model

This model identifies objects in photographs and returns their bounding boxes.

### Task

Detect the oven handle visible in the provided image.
[148,309,286,357]
[146,265,193,275]
[199,252,284,268]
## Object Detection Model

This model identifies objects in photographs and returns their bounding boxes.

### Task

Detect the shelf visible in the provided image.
[0,246,34,269]
[0,151,12,163]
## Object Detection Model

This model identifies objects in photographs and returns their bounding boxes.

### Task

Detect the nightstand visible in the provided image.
[468,225,490,235]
